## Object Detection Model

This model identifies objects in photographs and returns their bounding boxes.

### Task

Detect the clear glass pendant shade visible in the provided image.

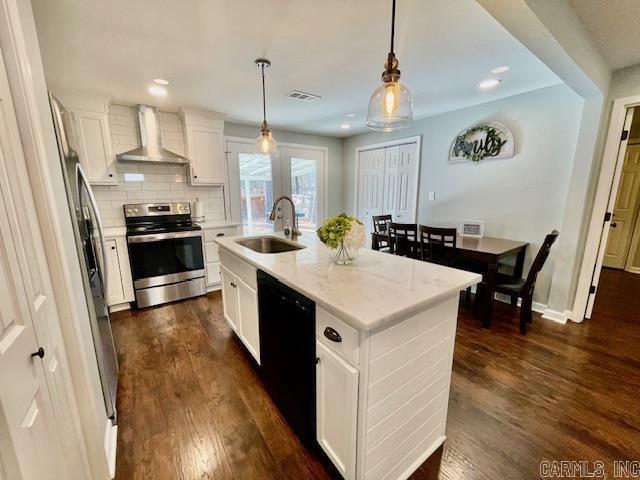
[256,128,277,157]
[366,79,413,131]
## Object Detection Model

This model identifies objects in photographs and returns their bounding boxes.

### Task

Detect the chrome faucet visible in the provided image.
[269,196,301,238]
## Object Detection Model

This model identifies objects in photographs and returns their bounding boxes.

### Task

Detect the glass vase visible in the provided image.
[334,242,357,265]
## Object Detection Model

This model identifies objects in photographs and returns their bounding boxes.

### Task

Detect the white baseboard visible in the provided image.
[104,420,117,479]
[108,302,130,313]
[493,293,567,324]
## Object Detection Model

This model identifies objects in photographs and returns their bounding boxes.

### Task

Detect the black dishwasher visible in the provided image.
[257,270,316,446]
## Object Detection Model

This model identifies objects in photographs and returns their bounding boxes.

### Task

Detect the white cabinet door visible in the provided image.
[72,110,117,185]
[220,265,238,332]
[316,341,358,480]
[206,261,221,286]
[236,277,260,364]
[185,125,226,185]
[104,239,124,304]
[394,143,420,223]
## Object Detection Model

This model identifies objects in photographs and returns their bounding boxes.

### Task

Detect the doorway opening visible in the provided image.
[591,108,640,317]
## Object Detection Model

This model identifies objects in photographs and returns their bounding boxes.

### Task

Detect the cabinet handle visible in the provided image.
[315,357,320,365]
[323,327,342,343]
[216,233,225,237]
[111,246,116,250]
[230,281,236,288]
[31,347,45,359]
[194,175,198,179]
[108,173,113,177]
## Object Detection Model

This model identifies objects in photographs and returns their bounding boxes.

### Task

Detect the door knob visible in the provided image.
[610,223,617,228]
[31,347,45,359]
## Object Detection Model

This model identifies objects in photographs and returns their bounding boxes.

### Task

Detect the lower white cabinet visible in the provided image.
[219,254,260,364]
[316,340,359,480]
[203,226,239,291]
[220,265,238,332]
[101,236,134,308]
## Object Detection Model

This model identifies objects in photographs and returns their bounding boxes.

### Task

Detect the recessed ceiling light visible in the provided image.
[346,113,356,118]
[478,79,501,90]
[491,66,510,74]
[340,124,351,129]
[148,85,168,96]
[153,78,170,85]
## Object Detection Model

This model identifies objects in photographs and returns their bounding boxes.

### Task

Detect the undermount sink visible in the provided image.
[235,236,306,254]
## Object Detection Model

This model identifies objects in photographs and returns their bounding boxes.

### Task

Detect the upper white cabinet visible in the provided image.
[178,108,227,185]
[58,92,117,185]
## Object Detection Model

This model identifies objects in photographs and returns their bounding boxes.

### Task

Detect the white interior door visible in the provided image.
[0,50,89,479]
[383,146,399,220]
[395,142,420,223]
[357,148,385,239]
[226,140,326,233]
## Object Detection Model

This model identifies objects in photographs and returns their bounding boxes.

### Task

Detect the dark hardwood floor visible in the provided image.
[112,269,640,479]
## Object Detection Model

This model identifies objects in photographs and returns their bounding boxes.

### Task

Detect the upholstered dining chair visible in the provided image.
[372,214,393,253]
[479,230,559,335]
[389,222,420,258]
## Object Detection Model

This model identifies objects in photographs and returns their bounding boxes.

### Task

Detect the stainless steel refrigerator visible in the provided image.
[49,93,119,424]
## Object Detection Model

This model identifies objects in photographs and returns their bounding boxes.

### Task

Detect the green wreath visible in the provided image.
[453,124,507,162]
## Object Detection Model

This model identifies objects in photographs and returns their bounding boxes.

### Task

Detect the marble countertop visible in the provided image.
[215,232,481,331]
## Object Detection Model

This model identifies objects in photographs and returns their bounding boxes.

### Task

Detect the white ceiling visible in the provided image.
[32,0,561,137]
[569,0,640,71]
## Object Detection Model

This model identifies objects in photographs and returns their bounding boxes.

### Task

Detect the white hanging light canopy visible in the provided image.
[255,59,277,157]
[366,0,413,131]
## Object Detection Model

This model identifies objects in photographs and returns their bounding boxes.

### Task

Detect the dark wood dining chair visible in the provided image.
[372,214,393,253]
[482,230,559,335]
[418,226,457,266]
[389,222,420,258]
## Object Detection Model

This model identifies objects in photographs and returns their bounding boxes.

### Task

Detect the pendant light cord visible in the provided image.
[261,63,267,124]
[390,0,396,54]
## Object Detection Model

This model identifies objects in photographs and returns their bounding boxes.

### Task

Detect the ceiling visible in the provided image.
[32,0,561,137]
[569,0,640,71]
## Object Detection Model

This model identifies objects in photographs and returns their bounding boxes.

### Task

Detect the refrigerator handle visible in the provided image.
[76,163,108,296]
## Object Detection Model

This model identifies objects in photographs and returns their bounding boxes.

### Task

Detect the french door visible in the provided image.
[226,140,326,234]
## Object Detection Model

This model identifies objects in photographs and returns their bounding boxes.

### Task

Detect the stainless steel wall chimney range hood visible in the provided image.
[116,105,188,164]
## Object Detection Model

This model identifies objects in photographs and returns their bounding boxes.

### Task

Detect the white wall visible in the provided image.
[93,105,226,226]
[343,84,584,305]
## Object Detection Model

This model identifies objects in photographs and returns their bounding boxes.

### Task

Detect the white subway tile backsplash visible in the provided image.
[90,104,227,226]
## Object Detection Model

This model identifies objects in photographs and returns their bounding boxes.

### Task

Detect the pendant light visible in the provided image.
[255,59,277,156]
[366,0,413,131]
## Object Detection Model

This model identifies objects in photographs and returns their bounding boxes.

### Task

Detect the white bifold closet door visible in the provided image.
[357,141,420,239]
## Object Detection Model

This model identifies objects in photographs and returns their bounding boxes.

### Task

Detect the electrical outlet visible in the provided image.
[428,191,436,201]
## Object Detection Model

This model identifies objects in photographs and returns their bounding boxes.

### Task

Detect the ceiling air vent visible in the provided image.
[286,90,321,102]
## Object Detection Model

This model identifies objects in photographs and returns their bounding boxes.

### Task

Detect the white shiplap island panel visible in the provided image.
[215,233,480,480]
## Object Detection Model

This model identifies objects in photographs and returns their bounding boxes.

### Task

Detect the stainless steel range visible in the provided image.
[125,202,206,308]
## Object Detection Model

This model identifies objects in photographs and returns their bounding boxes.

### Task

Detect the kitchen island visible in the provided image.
[215,233,480,480]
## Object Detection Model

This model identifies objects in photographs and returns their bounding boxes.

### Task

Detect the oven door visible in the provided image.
[127,231,205,288]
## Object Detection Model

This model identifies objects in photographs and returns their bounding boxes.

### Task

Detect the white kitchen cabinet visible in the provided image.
[100,236,134,308]
[316,340,359,480]
[202,226,239,291]
[219,251,260,365]
[220,265,238,333]
[178,108,227,186]
[72,110,117,185]
[236,277,260,363]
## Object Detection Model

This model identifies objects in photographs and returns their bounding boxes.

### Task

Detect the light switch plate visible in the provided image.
[428,191,435,201]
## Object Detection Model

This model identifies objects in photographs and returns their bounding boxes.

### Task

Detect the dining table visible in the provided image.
[372,231,529,327]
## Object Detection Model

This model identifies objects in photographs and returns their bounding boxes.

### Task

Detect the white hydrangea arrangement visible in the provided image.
[317,213,365,264]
